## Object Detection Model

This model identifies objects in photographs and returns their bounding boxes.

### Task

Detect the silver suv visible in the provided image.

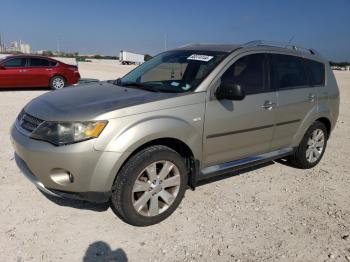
[11,41,339,226]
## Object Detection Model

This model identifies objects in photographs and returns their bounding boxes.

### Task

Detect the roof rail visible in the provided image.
[243,40,320,56]
[179,43,200,48]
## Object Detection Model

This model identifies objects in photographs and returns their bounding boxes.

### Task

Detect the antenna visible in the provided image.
[288,35,295,44]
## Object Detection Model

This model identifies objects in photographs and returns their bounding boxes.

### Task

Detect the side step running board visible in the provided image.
[199,147,294,180]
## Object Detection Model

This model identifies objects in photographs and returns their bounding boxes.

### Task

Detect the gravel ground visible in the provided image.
[0,69,349,262]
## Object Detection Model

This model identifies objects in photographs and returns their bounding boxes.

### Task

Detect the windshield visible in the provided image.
[119,50,227,93]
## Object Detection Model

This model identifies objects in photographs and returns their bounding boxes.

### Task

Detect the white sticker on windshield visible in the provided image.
[182,84,191,91]
[187,54,213,62]
[171,81,180,87]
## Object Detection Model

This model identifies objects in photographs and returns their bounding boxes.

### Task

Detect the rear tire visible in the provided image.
[111,145,188,226]
[288,121,328,169]
[50,76,66,90]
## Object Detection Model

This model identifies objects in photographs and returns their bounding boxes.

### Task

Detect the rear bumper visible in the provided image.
[15,153,110,203]
[67,73,81,85]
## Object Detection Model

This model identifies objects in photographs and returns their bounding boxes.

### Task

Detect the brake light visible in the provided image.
[68,66,79,73]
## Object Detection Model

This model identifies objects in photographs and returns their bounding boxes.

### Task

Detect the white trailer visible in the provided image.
[119,50,144,65]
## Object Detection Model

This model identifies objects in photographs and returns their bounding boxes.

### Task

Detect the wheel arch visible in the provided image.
[292,110,333,147]
[315,117,331,137]
[50,74,67,86]
[109,137,198,192]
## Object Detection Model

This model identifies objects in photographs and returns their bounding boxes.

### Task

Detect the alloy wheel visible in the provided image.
[53,78,65,89]
[132,160,181,217]
[306,128,325,163]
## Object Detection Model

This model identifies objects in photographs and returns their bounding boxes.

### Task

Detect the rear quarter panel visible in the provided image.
[319,65,340,133]
[291,62,339,146]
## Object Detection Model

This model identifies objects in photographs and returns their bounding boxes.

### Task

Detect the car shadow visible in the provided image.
[0,79,99,91]
[83,241,128,262]
[41,192,110,212]
[0,87,49,91]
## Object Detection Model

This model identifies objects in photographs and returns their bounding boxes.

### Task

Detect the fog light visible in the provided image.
[50,169,74,185]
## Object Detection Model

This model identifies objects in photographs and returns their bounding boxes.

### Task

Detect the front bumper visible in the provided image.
[14,154,110,203]
[11,124,123,203]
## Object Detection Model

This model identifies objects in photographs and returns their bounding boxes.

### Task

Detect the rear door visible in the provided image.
[25,58,52,87]
[270,54,317,150]
[0,58,27,87]
[203,53,277,167]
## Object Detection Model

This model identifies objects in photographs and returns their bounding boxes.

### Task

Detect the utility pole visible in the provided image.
[0,32,3,52]
[164,33,168,51]
[57,39,60,53]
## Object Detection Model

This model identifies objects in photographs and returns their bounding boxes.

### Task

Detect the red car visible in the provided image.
[0,55,80,90]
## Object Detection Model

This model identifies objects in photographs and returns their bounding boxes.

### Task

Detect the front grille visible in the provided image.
[17,111,44,132]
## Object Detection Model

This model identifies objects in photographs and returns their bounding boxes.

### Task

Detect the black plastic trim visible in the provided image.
[207,124,274,139]
[47,188,111,203]
[197,149,294,182]
[276,119,301,126]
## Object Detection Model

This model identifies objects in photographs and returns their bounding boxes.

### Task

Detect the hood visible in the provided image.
[24,81,178,121]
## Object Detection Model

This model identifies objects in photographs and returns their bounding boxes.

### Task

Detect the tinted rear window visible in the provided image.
[49,60,58,67]
[271,54,307,89]
[3,58,26,68]
[29,58,50,67]
[304,59,325,86]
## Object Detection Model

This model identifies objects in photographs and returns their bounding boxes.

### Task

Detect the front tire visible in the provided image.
[111,145,188,226]
[50,76,66,90]
[289,121,328,169]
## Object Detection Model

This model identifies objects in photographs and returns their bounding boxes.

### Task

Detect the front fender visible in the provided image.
[92,105,204,191]
[106,116,200,155]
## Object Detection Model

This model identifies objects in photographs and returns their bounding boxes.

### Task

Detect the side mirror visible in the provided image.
[216,81,245,100]
[0,65,5,70]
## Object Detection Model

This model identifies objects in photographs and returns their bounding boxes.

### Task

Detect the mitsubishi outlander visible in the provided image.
[11,41,339,226]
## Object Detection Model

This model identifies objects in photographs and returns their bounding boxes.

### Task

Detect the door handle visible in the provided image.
[46,68,52,71]
[19,69,27,73]
[307,94,316,102]
[260,101,276,110]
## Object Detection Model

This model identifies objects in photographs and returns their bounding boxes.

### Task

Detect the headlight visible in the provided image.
[31,121,108,146]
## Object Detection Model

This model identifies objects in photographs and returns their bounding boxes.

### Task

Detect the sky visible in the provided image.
[0,0,349,61]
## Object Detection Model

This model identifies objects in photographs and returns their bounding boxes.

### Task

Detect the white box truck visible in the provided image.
[119,50,145,65]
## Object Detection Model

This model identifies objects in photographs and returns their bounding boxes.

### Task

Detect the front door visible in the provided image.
[203,53,276,168]
[0,58,27,88]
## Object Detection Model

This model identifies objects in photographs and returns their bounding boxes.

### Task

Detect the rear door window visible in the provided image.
[28,58,50,67]
[3,58,26,68]
[48,60,58,67]
[221,53,266,95]
[271,54,307,89]
[304,59,325,86]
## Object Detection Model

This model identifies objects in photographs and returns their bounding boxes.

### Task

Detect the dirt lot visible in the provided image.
[0,69,349,262]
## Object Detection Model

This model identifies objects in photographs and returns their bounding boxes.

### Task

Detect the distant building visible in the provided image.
[36,50,47,55]
[0,33,5,52]
[8,41,19,52]
[20,42,31,54]
[2,40,31,53]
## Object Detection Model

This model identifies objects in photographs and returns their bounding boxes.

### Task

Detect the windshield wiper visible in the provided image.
[119,82,160,92]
